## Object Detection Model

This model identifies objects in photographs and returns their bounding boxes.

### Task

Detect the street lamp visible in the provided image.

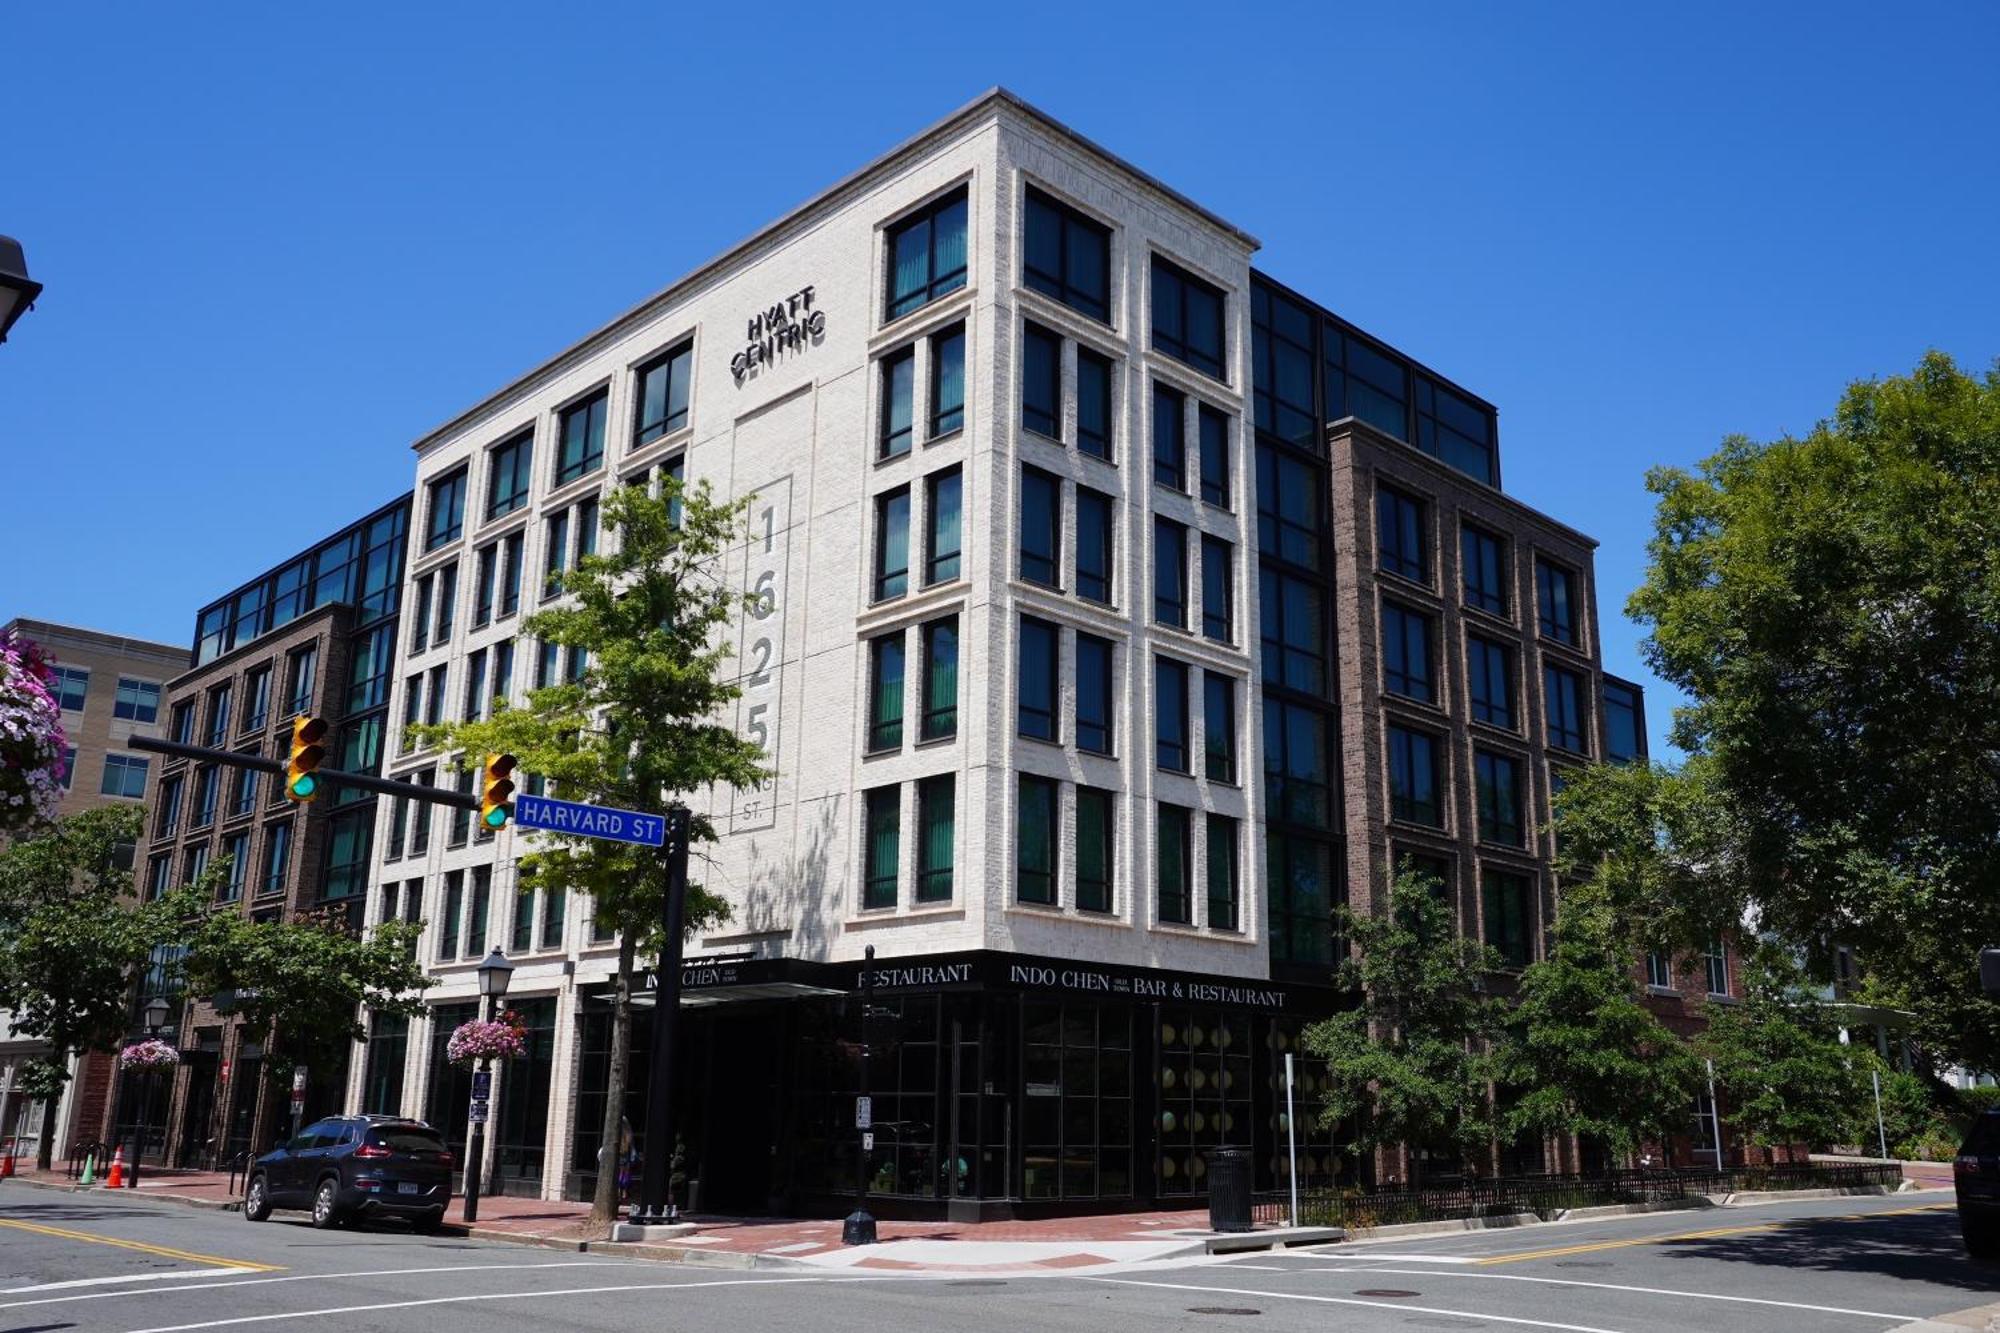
[128,997,172,1189]
[462,948,515,1224]
[0,237,43,345]
[843,945,877,1246]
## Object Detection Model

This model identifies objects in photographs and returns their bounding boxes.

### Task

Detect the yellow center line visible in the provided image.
[1474,1203,1957,1267]
[0,1218,282,1273]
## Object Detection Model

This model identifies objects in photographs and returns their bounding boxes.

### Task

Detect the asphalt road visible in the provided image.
[1,1185,1989,1333]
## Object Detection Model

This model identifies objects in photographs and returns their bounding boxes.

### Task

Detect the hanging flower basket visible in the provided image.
[0,631,69,834]
[447,1013,527,1067]
[119,1038,181,1071]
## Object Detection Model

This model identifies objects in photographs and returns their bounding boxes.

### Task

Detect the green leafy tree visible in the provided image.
[0,806,199,1168]
[1304,867,1506,1182]
[1628,352,2000,1071]
[1702,947,1868,1149]
[411,478,768,1225]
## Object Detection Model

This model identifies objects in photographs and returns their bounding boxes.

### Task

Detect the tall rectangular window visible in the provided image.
[1203,671,1236,783]
[156,776,182,836]
[1076,786,1113,913]
[426,468,466,551]
[886,188,967,320]
[1076,633,1114,755]
[261,820,291,896]
[1536,559,1578,644]
[1467,635,1516,730]
[488,432,533,519]
[286,645,317,717]
[632,340,693,446]
[930,324,965,437]
[1377,485,1428,583]
[555,391,607,486]
[50,665,89,711]
[868,632,905,753]
[171,700,194,744]
[874,487,910,600]
[1253,282,1317,445]
[926,466,962,584]
[1461,524,1508,616]
[1075,485,1113,604]
[499,532,524,617]
[1198,405,1230,507]
[540,878,566,950]
[231,763,258,817]
[544,509,570,597]
[463,648,488,722]
[1022,187,1110,322]
[1200,536,1232,642]
[1152,383,1185,489]
[433,562,457,645]
[1017,775,1058,904]
[413,573,433,652]
[1153,517,1187,627]
[1018,616,1059,742]
[1388,724,1442,826]
[917,775,954,904]
[113,678,160,723]
[1545,665,1588,753]
[1019,466,1061,588]
[474,543,497,626]
[1264,699,1334,827]
[535,639,559,690]
[243,667,270,733]
[1150,257,1225,379]
[1418,376,1497,486]
[921,616,958,741]
[575,495,599,560]
[1021,322,1061,438]
[512,876,535,953]
[1206,813,1239,930]
[1475,749,1525,846]
[1156,802,1192,924]
[1257,444,1323,571]
[1603,680,1644,762]
[146,855,171,901]
[1076,346,1112,458]
[1647,950,1673,990]
[100,753,148,799]
[1260,570,1327,695]
[1705,937,1730,996]
[492,638,514,706]
[880,346,915,458]
[1483,869,1533,968]
[204,683,231,747]
[438,870,464,962]
[466,866,493,954]
[1381,602,1434,702]
[1155,657,1189,773]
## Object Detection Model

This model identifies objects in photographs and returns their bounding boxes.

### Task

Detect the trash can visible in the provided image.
[1207,1147,1253,1232]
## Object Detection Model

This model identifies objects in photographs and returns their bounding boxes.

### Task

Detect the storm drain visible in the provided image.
[1353,1288,1422,1297]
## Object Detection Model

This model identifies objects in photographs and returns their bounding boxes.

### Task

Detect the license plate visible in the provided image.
[397,1182,420,1195]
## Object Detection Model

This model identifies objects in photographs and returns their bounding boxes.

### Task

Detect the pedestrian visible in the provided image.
[615,1116,635,1202]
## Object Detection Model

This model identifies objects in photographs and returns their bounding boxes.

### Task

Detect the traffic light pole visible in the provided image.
[127,737,482,810]
[630,804,691,1228]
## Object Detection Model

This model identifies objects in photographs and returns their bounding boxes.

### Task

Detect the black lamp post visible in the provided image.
[128,996,171,1190]
[0,237,43,345]
[842,945,877,1246]
[461,948,515,1224]
[631,805,692,1228]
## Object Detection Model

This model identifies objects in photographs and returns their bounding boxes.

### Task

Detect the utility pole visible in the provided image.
[630,804,691,1227]
[843,945,877,1246]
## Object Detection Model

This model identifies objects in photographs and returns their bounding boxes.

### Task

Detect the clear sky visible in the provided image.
[2,3,1995,759]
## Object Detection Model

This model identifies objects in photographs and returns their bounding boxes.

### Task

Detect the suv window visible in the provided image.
[1964,1112,2000,1156]
[369,1125,448,1154]
[292,1118,344,1150]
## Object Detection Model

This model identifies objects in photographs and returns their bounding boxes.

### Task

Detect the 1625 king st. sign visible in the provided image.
[731,285,824,384]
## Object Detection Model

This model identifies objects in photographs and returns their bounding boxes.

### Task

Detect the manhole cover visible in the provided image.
[1354,1288,1421,1298]
[1186,1307,1262,1316]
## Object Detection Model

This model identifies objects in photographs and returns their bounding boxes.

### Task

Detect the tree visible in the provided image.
[0,629,69,835]
[1701,947,1868,1150]
[1498,888,1703,1165]
[411,477,768,1225]
[1628,352,2000,1072]
[0,806,198,1168]
[1304,866,1506,1182]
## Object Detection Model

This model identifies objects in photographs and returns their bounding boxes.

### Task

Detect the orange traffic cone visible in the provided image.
[104,1145,125,1189]
[0,1145,15,1178]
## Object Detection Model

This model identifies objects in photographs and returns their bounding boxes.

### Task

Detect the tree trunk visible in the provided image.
[35,1077,61,1172]
[590,932,637,1226]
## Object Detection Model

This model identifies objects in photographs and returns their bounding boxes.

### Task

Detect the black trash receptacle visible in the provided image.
[1207,1147,1253,1232]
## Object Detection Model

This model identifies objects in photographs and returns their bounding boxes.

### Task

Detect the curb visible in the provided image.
[1884,1300,2000,1333]
[2,1177,240,1212]
[1556,1197,1714,1222]
[1724,1185,1902,1205]
[1342,1212,1542,1241]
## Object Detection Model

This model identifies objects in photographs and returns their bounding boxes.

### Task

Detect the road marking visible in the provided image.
[1292,1251,1480,1264]
[0,1218,279,1273]
[1475,1202,1957,1266]
[0,1261,636,1311]
[1079,1277,1630,1333]
[1,1268,260,1294]
[1215,1263,1290,1271]
[1323,1264,1914,1321]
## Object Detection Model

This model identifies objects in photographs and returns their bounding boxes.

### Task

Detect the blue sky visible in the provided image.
[2,3,1994,759]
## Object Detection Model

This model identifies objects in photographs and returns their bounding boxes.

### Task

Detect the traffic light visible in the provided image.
[285,716,328,801]
[480,753,518,829]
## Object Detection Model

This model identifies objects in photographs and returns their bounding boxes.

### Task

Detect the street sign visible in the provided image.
[513,793,667,847]
[855,1095,872,1129]
[862,1132,874,1152]
[470,1099,490,1125]
[471,1070,492,1099]
[291,1067,308,1092]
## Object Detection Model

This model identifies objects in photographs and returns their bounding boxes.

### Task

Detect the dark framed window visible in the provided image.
[113,678,160,723]
[921,616,958,741]
[1153,517,1187,627]
[1257,444,1322,571]
[1075,485,1113,604]
[574,495,599,562]
[242,667,270,733]
[1377,485,1428,583]
[1019,466,1061,587]
[426,468,466,551]
[1200,536,1232,642]
[1388,724,1442,827]
[1482,869,1533,968]
[1475,749,1525,846]
[543,509,569,598]
[1152,383,1185,489]
[1545,665,1588,753]
[1461,524,1508,616]
[1017,775,1058,904]
[488,432,533,519]
[432,562,458,645]
[285,645,317,717]
[1075,786,1113,913]
[875,487,911,600]
[49,665,88,712]
[926,466,962,584]
[930,324,965,437]
[880,346,915,458]
[1017,616,1059,742]
[633,340,693,446]
[868,632,905,753]
[1198,405,1230,507]
[1076,347,1112,458]
[917,775,955,904]
[1325,322,1410,440]
[1467,635,1516,730]
[1023,187,1110,322]
[1156,802,1192,924]
[156,776,182,836]
[1264,698,1334,827]
[424,664,447,726]
[1381,601,1434,703]
[863,786,899,910]
[474,543,497,627]
[171,700,194,744]
[540,878,566,950]
[1603,680,1644,762]
[100,753,148,799]
[1021,322,1061,439]
[555,391,607,486]
[1203,671,1236,783]
[1252,283,1318,447]
[1536,559,1578,644]
[204,684,232,747]
[1076,633,1114,755]
[1418,376,1497,487]
[535,639,558,690]
[1155,656,1189,773]
[1206,814,1239,931]
[261,820,292,896]
[462,649,487,722]
[499,531,524,617]
[1705,938,1730,996]
[1150,256,1225,379]
[886,189,968,321]
[1259,570,1327,695]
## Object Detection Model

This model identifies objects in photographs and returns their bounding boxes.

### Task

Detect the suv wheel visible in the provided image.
[242,1174,271,1222]
[310,1177,344,1230]
[1966,1215,2000,1260]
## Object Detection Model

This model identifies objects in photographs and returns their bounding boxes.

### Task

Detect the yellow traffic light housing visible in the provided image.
[481,753,518,829]
[286,716,328,801]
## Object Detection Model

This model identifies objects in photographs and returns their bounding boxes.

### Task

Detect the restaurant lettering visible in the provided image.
[731,286,825,383]
[1007,963,1287,1010]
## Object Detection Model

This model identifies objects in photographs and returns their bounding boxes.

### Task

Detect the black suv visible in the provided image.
[1957,1108,2000,1258]
[244,1114,453,1230]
